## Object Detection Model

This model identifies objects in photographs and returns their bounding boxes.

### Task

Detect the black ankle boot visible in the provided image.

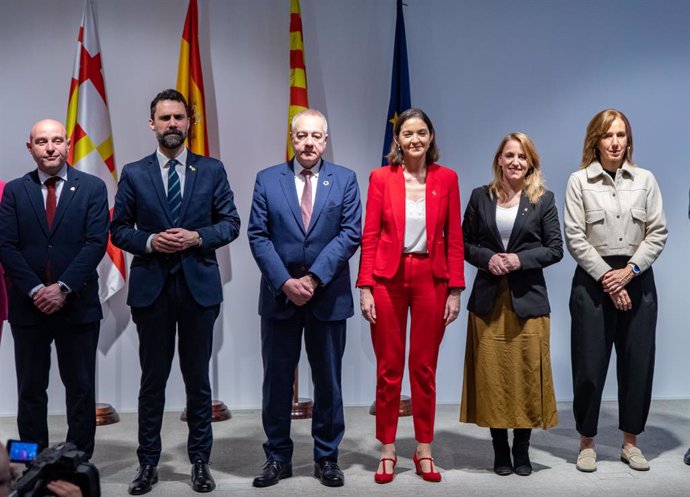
[490,428,513,475]
[512,429,532,476]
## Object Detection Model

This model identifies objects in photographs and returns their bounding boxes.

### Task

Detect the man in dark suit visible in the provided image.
[0,119,109,459]
[248,109,361,488]
[111,89,240,495]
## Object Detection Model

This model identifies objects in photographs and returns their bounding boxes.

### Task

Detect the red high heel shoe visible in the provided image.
[374,456,397,484]
[413,453,441,482]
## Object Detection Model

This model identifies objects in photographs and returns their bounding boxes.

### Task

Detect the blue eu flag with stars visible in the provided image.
[381,0,411,165]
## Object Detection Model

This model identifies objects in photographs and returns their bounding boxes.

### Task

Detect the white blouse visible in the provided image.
[496,204,519,250]
[403,197,427,253]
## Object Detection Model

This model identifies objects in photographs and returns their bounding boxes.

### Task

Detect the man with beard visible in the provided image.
[111,89,240,494]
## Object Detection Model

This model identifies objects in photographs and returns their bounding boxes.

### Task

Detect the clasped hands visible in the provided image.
[33,283,66,315]
[487,253,521,275]
[152,228,200,253]
[601,267,634,311]
[281,275,319,306]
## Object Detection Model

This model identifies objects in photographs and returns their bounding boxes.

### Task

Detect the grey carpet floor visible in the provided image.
[2,400,689,497]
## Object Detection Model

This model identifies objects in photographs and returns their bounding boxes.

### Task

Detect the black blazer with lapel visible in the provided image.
[0,167,109,325]
[463,186,563,318]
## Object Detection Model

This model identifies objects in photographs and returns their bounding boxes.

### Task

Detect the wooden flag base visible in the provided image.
[95,403,120,426]
[369,395,412,417]
[180,400,232,422]
[291,398,313,419]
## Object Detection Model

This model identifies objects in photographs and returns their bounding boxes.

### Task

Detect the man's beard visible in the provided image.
[157,129,186,149]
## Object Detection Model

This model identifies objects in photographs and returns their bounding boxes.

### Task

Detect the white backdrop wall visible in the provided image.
[0,0,688,417]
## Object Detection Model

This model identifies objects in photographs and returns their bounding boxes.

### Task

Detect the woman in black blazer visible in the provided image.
[460,132,563,476]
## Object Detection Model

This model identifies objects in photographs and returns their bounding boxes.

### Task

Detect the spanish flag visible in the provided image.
[177,0,209,156]
[66,0,126,302]
[286,0,309,161]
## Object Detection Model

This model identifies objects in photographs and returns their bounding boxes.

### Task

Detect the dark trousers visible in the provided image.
[570,257,657,437]
[12,320,99,458]
[260,312,346,463]
[131,272,219,465]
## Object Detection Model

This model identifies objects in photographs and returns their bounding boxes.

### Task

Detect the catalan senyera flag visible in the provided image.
[381,0,411,165]
[287,0,309,161]
[66,0,126,303]
[177,0,209,156]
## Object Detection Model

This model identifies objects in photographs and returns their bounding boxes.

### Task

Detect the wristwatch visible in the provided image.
[57,281,71,294]
[628,263,641,276]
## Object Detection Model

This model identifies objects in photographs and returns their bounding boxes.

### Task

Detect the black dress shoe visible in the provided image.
[684,448,690,465]
[191,461,216,493]
[252,460,293,488]
[314,459,344,487]
[128,465,158,495]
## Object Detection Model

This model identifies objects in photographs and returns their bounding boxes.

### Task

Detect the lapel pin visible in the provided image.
[323,180,329,186]
[70,186,76,191]
[432,190,437,196]
[188,165,196,172]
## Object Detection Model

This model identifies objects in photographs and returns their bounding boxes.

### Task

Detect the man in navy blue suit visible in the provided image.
[248,109,361,488]
[0,119,109,459]
[111,89,240,495]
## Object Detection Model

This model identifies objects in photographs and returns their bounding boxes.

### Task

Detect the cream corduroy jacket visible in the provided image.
[564,161,668,281]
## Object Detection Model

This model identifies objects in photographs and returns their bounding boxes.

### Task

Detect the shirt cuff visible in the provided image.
[29,284,45,298]
[146,234,155,253]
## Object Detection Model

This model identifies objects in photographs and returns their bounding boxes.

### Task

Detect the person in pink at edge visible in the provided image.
[0,181,7,343]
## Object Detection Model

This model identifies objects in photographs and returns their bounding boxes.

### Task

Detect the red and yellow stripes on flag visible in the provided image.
[287,0,309,160]
[66,0,125,303]
[177,0,209,156]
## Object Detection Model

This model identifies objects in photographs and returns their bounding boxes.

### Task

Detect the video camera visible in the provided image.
[8,441,99,497]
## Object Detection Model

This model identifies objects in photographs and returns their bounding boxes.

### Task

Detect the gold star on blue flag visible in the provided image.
[381,0,411,165]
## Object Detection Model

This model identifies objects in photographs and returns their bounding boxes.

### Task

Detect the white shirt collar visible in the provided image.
[37,164,69,184]
[157,147,188,169]
[293,158,321,177]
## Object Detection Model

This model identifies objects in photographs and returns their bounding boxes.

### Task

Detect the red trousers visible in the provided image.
[371,253,448,444]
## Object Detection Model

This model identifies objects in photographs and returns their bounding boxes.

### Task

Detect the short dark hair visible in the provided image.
[387,107,440,166]
[150,89,190,119]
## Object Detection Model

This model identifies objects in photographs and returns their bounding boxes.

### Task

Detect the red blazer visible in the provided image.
[357,163,465,289]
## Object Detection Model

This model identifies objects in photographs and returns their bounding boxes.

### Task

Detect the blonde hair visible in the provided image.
[580,109,634,169]
[488,132,545,205]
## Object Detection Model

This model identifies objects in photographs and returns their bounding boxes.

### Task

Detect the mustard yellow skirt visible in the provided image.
[460,281,558,429]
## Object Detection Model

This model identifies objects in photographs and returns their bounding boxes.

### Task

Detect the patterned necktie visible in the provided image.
[167,159,182,226]
[45,176,59,228]
[300,169,313,229]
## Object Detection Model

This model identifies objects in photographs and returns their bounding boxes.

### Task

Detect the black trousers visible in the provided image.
[12,320,99,458]
[131,271,219,465]
[570,256,657,437]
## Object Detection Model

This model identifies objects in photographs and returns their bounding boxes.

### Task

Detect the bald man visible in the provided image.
[0,119,109,459]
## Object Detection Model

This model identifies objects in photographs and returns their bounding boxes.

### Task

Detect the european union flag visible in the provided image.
[381,0,411,165]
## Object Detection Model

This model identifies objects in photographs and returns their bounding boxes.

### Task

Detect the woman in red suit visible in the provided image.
[357,108,465,483]
[0,180,7,343]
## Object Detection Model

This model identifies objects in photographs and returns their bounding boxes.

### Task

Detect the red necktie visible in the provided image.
[45,176,58,228]
[300,170,313,229]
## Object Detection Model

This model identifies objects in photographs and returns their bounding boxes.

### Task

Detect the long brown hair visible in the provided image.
[580,109,635,169]
[488,132,545,205]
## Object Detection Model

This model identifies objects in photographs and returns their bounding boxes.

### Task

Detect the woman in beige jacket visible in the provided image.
[564,109,667,473]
